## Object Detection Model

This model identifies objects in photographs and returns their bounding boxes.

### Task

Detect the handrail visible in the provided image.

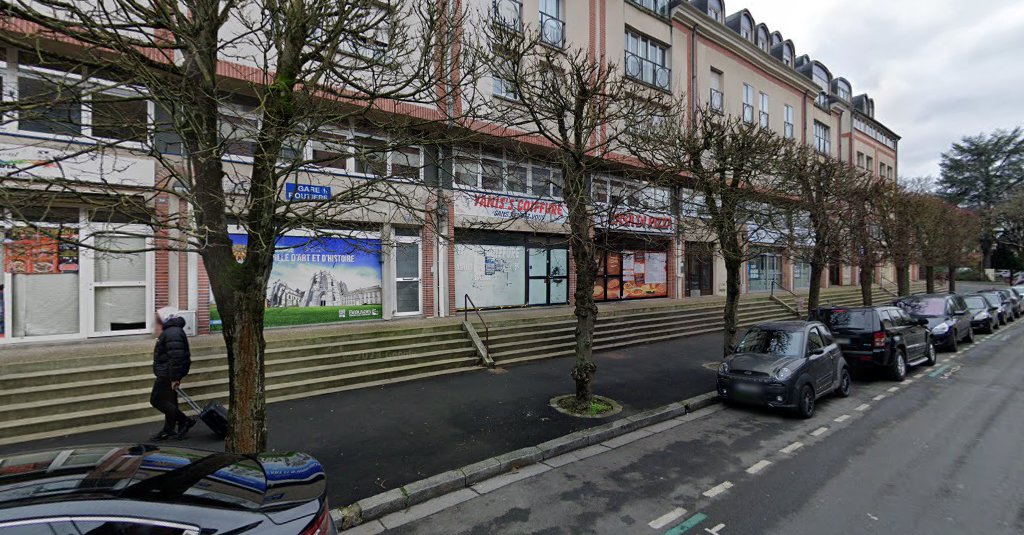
[877,275,898,298]
[464,294,489,355]
[770,279,799,299]
[770,279,802,316]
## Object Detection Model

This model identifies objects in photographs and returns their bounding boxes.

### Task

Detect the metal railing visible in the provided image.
[878,275,899,297]
[770,279,802,316]
[784,122,794,139]
[759,111,770,129]
[539,11,565,48]
[709,88,724,113]
[624,51,671,91]
[464,294,490,354]
[492,0,523,32]
[742,103,754,123]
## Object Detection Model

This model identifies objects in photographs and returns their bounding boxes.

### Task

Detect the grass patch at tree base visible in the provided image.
[549,394,623,419]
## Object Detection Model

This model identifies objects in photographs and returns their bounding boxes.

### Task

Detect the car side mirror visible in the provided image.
[809,347,826,356]
[917,318,929,326]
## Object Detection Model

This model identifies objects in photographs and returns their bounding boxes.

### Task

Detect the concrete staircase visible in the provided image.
[484,295,796,367]
[0,323,481,446]
[774,282,937,312]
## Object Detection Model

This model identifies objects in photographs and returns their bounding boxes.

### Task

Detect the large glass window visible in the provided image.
[91,94,148,141]
[742,84,754,123]
[783,104,794,139]
[595,248,668,301]
[813,121,831,154]
[625,30,670,90]
[740,15,753,40]
[18,77,82,135]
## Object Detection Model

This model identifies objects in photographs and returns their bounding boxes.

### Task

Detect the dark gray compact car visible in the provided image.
[717,320,851,419]
[0,444,334,535]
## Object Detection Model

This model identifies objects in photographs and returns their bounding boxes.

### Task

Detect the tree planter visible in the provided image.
[549,395,623,419]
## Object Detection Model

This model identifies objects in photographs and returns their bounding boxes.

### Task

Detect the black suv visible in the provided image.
[893,293,974,351]
[810,306,935,381]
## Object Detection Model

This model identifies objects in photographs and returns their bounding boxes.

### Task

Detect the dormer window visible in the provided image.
[756,26,769,52]
[708,0,723,22]
[836,80,851,101]
[783,44,793,67]
[740,15,753,41]
[771,32,783,47]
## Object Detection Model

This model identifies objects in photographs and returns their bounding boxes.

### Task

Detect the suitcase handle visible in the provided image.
[176,387,203,414]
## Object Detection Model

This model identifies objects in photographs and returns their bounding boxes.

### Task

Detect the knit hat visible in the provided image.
[156,306,179,323]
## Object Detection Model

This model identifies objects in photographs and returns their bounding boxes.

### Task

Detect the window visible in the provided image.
[531,165,562,197]
[219,113,258,157]
[18,77,82,135]
[807,328,824,352]
[493,0,523,32]
[709,69,724,113]
[354,136,388,176]
[154,104,183,154]
[310,131,349,171]
[742,84,754,123]
[629,0,669,16]
[757,28,769,52]
[812,64,830,108]
[813,121,830,154]
[856,152,865,168]
[539,0,564,47]
[625,30,671,90]
[454,150,481,187]
[865,155,874,172]
[783,105,794,139]
[759,92,769,129]
[492,52,519,100]
[740,15,753,41]
[708,0,723,22]
[391,146,422,180]
[887,165,893,180]
[91,94,148,142]
[481,154,504,190]
[879,161,885,177]
[783,44,794,67]
[836,80,851,101]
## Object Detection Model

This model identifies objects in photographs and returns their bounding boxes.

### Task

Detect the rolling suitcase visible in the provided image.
[177,387,229,439]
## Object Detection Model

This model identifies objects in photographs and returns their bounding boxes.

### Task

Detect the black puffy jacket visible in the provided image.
[154,316,191,380]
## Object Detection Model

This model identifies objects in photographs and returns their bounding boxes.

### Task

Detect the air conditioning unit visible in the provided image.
[176,310,197,336]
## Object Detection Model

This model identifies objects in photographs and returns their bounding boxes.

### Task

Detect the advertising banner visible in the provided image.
[4,227,79,274]
[594,250,668,300]
[454,190,567,224]
[0,143,155,187]
[599,211,674,235]
[210,234,382,330]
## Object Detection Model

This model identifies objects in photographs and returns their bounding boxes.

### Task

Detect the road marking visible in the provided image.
[887,387,899,392]
[855,403,871,411]
[702,481,733,498]
[834,414,851,422]
[649,508,688,530]
[704,524,726,534]
[665,513,708,535]
[904,379,915,385]
[746,460,772,474]
[780,442,804,454]
[873,394,886,401]
[928,364,952,378]
[810,426,828,437]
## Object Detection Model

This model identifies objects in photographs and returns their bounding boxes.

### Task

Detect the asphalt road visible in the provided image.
[0,330,725,508]
[382,319,1024,535]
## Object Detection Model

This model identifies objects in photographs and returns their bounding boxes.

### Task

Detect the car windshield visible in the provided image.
[982,293,1002,307]
[964,296,988,310]
[813,309,874,331]
[897,298,946,317]
[735,328,805,358]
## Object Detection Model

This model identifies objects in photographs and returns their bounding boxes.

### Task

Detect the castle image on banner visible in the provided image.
[266,270,382,308]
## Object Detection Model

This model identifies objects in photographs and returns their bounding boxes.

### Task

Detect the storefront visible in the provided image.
[793,260,812,289]
[748,247,784,293]
[685,241,715,297]
[593,209,674,302]
[455,232,568,309]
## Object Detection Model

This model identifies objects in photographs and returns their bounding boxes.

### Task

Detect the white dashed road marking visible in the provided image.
[873,394,887,401]
[648,508,687,530]
[887,387,899,393]
[705,523,726,534]
[780,442,804,454]
[810,427,828,437]
[834,414,851,422]
[746,460,772,474]
[702,481,733,498]
[855,403,871,411]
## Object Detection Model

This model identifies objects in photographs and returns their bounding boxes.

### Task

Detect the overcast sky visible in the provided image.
[738,0,1024,180]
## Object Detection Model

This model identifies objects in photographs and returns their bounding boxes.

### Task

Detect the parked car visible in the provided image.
[999,288,1023,317]
[810,306,935,381]
[963,294,1000,334]
[893,293,974,351]
[978,291,1010,326]
[981,290,1016,323]
[717,320,851,419]
[0,444,334,535]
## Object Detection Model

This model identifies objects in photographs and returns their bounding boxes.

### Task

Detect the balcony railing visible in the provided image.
[709,88,723,113]
[815,138,831,155]
[814,91,829,108]
[624,51,671,91]
[742,103,753,123]
[784,122,794,139]
[759,111,770,129]
[493,0,523,32]
[540,11,565,48]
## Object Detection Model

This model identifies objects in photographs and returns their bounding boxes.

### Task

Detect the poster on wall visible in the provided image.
[455,243,525,308]
[210,234,383,331]
[3,227,79,274]
[622,251,668,299]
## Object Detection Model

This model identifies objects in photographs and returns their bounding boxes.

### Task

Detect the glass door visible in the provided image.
[527,246,569,305]
[394,234,421,316]
[686,242,714,297]
[86,230,153,337]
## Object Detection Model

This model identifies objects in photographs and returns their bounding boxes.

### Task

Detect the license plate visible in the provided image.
[734,382,761,393]
[834,337,850,345]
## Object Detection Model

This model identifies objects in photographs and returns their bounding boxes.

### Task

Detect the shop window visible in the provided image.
[456,236,568,309]
[18,77,82,135]
[5,225,81,338]
[92,94,149,142]
[594,249,668,301]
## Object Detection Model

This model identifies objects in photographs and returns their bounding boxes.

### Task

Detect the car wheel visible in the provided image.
[836,368,852,398]
[965,327,975,344]
[988,319,996,334]
[890,350,907,382]
[947,331,958,352]
[924,342,937,366]
[797,384,815,419]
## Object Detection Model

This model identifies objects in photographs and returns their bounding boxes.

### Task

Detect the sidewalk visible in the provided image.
[0,330,724,508]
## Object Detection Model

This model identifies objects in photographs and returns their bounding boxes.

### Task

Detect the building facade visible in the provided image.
[0,0,906,344]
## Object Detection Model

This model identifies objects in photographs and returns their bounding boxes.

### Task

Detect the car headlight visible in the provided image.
[974,312,990,320]
[719,362,729,374]
[931,322,948,335]
[774,366,793,381]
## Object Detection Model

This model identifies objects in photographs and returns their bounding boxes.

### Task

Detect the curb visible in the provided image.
[333,390,721,530]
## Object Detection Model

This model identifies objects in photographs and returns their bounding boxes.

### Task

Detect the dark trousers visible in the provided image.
[150,377,190,433]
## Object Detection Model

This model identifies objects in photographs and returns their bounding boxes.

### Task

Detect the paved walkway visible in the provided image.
[0,331,725,508]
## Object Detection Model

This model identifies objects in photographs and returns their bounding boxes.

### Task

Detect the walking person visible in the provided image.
[150,306,196,441]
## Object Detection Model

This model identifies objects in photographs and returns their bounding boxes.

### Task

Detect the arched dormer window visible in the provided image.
[771,31,783,47]
[812,63,830,107]
[740,14,753,41]
[708,0,724,22]
[756,25,769,52]
[836,79,851,101]
[783,43,794,67]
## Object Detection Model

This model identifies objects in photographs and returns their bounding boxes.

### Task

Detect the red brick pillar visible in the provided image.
[198,257,211,334]
[422,203,437,318]
[447,199,457,315]
[666,238,678,300]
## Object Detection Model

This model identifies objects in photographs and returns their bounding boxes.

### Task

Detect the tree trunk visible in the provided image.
[895,263,910,296]
[859,262,873,306]
[222,292,268,454]
[564,168,597,408]
[807,260,824,314]
[925,266,935,294]
[980,238,993,270]
[722,258,742,357]
[947,265,957,293]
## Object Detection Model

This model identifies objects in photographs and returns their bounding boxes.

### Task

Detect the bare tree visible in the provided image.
[464,12,671,409]
[0,0,466,453]
[873,181,923,297]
